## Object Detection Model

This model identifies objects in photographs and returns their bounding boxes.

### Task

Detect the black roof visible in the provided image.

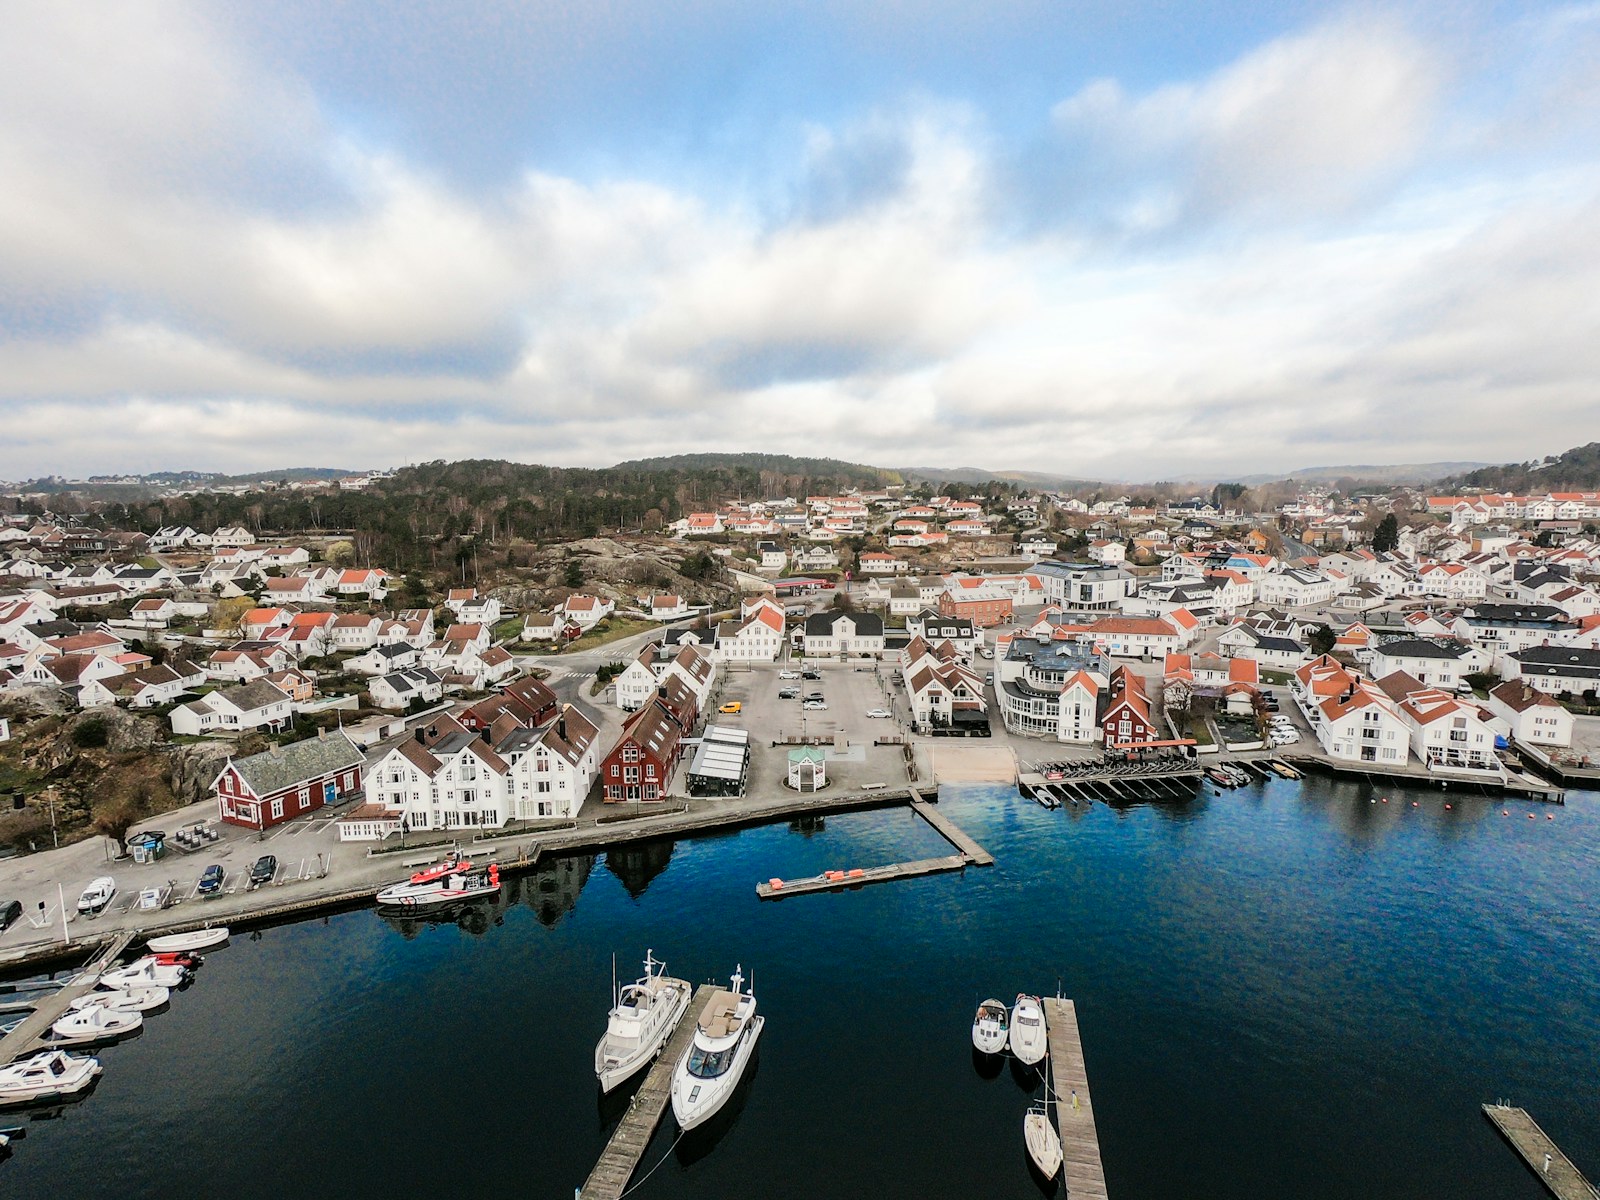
[803,610,884,637]
[1373,638,1471,660]
[1513,646,1600,675]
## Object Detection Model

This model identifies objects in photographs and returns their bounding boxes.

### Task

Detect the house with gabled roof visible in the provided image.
[171,679,294,736]
[601,697,687,802]
[213,730,364,830]
[370,667,444,711]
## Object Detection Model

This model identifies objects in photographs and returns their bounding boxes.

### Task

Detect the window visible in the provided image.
[270,798,284,820]
[537,781,551,793]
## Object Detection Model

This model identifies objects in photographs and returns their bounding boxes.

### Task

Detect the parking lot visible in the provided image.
[705,660,914,799]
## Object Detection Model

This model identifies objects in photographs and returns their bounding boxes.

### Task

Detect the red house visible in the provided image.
[1100,667,1159,750]
[213,731,365,830]
[601,698,685,803]
[458,675,560,733]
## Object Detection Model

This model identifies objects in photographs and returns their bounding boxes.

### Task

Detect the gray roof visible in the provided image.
[220,679,293,713]
[1513,646,1600,678]
[803,610,884,637]
[1372,638,1470,661]
[228,732,364,797]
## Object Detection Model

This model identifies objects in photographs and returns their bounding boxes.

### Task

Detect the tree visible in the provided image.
[93,795,143,857]
[564,558,584,589]
[1533,529,1555,548]
[1371,514,1399,553]
[324,539,356,566]
[210,596,254,637]
[831,590,854,611]
[1308,623,1336,655]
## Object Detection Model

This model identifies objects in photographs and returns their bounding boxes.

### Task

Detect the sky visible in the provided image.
[2,1,1599,481]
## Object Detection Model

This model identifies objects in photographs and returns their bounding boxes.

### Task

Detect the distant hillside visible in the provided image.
[612,452,901,489]
[1453,443,1600,491]
[9,467,358,499]
[901,465,1101,490]
[1227,462,1491,487]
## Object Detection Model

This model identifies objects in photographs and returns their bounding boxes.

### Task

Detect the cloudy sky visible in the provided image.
[3,2,1599,481]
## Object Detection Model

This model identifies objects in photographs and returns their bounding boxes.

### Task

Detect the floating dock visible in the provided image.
[908,792,994,866]
[1483,1105,1599,1199]
[757,855,966,899]
[1043,997,1109,1200]
[580,981,714,1200]
[0,930,138,1066]
[756,794,993,900]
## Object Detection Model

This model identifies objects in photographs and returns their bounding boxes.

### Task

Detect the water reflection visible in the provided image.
[788,816,826,837]
[971,1046,1004,1080]
[522,854,594,928]
[604,840,677,900]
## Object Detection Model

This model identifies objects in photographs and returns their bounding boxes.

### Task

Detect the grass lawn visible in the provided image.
[1261,669,1293,686]
[492,616,524,643]
[559,615,657,653]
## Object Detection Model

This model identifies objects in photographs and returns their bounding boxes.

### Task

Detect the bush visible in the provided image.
[70,717,109,749]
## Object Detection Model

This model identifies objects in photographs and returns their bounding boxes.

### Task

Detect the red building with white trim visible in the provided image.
[213,731,365,830]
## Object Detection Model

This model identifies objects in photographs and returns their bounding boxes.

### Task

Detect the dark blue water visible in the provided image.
[4,778,1597,1198]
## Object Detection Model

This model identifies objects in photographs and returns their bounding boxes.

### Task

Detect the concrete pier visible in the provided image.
[1483,1105,1599,1199]
[581,981,714,1200]
[1043,997,1109,1200]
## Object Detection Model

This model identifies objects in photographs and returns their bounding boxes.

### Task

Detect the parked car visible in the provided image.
[805,692,825,702]
[803,700,828,711]
[866,708,892,719]
[778,687,800,699]
[197,864,225,896]
[718,701,743,714]
[0,899,22,931]
[76,877,116,915]
[778,670,800,680]
[248,855,278,886]
[801,670,821,680]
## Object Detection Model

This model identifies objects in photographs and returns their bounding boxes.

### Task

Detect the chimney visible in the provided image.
[317,726,326,741]
[269,741,279,756]
[415,727,425,743]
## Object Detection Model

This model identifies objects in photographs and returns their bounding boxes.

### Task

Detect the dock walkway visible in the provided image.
[757,855,966,899]
[1043,997,1109,1200]
[580,981,714,1200]
[1483,1105,1599,1199]
[908,791,994,865]
[0,929,139,1066]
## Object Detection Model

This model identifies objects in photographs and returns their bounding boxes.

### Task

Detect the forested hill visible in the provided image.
[99,456,896,574]
[1453,442,1600,491]
[611,452,902,489]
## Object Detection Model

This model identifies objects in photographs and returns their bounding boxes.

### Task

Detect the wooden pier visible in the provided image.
[0,929,139,1066]
[757,855,966,899]
[1043,997,1109,1200]
[580,981,714,1200]
[908,792,994,866]
[1483,1105,1599,1199]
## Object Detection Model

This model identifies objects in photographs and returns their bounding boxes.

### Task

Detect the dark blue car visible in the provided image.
[197,864,225,896]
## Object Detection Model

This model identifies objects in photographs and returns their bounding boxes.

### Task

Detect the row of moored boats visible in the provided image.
[595,951,764,1132]
[972,992,1064,1183]
[0,927,229,1117]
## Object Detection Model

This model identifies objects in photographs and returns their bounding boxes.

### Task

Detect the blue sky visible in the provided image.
[2,2,1598,480]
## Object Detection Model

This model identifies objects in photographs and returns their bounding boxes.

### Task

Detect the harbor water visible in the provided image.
[4,775,1598,1198]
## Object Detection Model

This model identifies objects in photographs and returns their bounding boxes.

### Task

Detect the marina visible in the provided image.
[0,931,137,1068]
[1483,1105,1599,1200]
[580,982,716,1200]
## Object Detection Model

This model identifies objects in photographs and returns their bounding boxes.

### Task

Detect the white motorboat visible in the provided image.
[147,927,229,954]
[375,860,500,908]
[972,998,1010,1055]
[48,1005,142,1045]
[1009,994,1047,1066]
[595,950,694,1093]
[1024,1100,1063,1180]
[0,1051,101,1106]
[99,957,191,990]
[670,965,764,1132]
[70,985,169,1014]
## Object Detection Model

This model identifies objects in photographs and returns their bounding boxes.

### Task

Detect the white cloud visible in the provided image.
[0,6,1597,483]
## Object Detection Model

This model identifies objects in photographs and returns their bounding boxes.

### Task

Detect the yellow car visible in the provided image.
[718,701,742,714]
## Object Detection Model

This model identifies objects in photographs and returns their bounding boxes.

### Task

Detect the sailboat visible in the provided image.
[1025,1095,1064,1180]
[671,965,764,1131]
[594,950,693,1093]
